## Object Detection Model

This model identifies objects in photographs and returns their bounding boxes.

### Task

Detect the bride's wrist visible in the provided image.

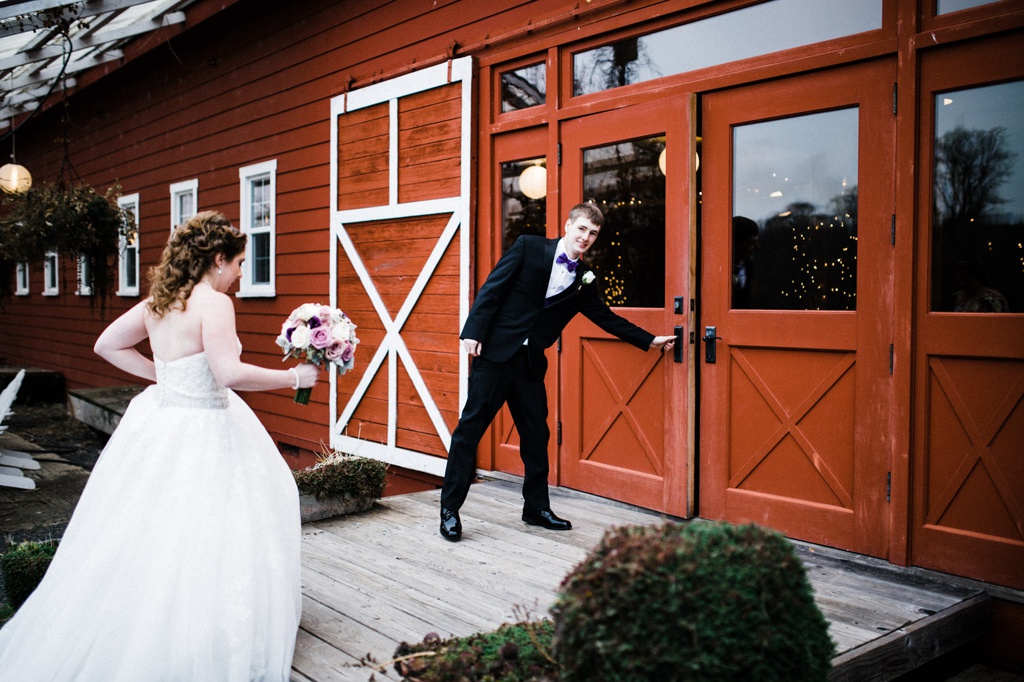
[288,367,300,390]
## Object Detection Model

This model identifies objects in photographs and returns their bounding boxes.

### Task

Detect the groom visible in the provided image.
[439,202,676,541]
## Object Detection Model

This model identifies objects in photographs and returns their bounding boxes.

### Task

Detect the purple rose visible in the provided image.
[307,315,321,329]
[340,341,355,363]
[310,325,332,349]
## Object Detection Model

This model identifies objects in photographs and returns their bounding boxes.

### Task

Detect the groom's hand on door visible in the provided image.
[650,335,676,351]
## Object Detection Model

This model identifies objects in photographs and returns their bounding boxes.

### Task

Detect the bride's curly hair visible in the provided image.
[147,211,247,317]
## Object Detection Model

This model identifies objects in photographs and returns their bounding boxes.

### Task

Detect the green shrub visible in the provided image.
[552,521,835,682]
[392,620,559,681]
[1,540,59,609]
[292,450,387,501]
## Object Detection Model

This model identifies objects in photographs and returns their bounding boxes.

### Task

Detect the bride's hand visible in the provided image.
[292,364,319,389]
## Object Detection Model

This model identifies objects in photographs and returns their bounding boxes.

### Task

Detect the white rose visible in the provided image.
[330,322,349,342]
[582,271,596,285]
[290,325,312,349]
[295,303,320,322]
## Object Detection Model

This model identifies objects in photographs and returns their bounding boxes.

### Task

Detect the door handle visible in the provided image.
[702,326,722,364]
[673,326,684,363]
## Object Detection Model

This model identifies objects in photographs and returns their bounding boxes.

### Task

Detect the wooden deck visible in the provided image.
[291,479,991,682]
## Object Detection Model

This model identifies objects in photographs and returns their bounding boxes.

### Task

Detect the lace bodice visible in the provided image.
[154,352,229,409]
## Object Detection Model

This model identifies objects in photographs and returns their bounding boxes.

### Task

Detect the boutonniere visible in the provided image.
[582,271,596,285]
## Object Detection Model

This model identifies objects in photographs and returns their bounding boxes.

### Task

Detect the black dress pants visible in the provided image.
[440,346,550,513]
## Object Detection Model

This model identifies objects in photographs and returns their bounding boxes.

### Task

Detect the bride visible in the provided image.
[0,211,318,680]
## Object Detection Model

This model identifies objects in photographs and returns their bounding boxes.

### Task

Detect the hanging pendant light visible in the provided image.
[2,97,32,193]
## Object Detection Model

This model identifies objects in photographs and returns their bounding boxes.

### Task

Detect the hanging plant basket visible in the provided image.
[0,180,135,304]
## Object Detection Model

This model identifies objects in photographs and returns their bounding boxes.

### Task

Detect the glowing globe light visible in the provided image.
[518,164,547,200]
[0,163,31,193]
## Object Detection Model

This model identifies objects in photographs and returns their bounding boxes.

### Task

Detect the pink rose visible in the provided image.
[309,325,332,349]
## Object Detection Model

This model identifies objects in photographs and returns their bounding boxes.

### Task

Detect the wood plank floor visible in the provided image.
[291,480,987,682]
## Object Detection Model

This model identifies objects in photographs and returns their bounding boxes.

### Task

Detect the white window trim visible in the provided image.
[170,179,198,231]
[42,250,59,296]
[15,262,29,295]
[117,193,141,296]
[237,159,277,298]
[76,254,92,296]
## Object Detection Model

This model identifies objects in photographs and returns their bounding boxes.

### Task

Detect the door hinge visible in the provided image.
[889,344,894,374]
[891,214,896,245]
[557,142,562,166]
[557,421,562,445]
[892,82,898,115]
[886,472,891,503]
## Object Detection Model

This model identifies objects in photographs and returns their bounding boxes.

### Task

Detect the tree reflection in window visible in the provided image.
[932,81,1024,312]
[501,63,546,113]
[582,136,665,308]
[732,108,859,311]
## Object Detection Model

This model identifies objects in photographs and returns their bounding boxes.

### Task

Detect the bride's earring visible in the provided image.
[218,267,222,274]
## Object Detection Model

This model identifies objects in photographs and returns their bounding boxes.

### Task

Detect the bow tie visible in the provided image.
[556,252,579,273]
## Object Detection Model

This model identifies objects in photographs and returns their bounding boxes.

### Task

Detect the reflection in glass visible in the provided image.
[932,81,1024,313]
[732,108,859,310]
[501,158,547,252]
[937,0,996,14]
[501,63,546,113]
[582,136,665,308]
[573,0,880,96]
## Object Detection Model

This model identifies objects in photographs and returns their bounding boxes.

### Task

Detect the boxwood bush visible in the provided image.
[551,521,834,682]
[392,620,558,681]
[1,540,59,609]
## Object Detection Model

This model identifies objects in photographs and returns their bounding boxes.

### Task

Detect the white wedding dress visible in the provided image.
[0,352,302,680]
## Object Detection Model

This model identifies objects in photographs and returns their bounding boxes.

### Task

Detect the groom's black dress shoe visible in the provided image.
[522,508,572,530]
[440,508,462,541]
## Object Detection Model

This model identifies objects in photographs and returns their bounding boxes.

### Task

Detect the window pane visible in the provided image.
[78,256,91,293]
[126,247,137,288]
[501,158,547,252]
[932,80,1024,313]
[250,176,271,227]
[177,193,194,223]
[732,108,859,311]
[45,253,58,290]
[501,63,546,112]
[573,0,881,96]
[252,232,271,284]
[937,0,996,14]
[582,136,665,308]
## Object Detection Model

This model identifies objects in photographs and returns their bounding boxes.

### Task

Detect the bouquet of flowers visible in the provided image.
[276,303,359,404]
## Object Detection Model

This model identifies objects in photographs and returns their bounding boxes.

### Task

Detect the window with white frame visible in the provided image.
[42,250,59,295]
[117,193,141,296]
[76,254,92,296]
[15,262,29,295]
[238,160,277,296]
[170,179,198,231]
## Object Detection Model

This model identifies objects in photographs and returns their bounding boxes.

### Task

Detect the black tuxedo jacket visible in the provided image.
[460,236,654,374]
